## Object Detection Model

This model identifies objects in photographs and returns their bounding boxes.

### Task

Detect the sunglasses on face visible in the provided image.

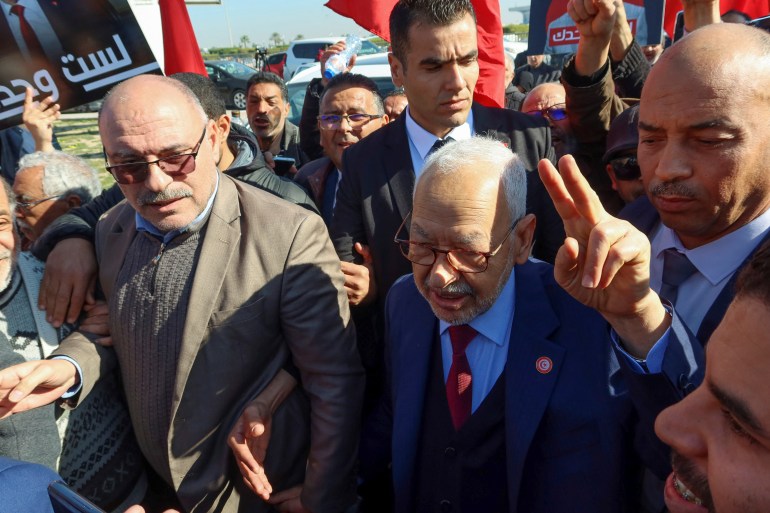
[104,126,207,185]
[525,104,568,122]
[609,155,641,181]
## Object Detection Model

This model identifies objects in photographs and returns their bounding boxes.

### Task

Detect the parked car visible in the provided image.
[284,37,383,80]
[262,52,287,78]
[204,60,259,110]
[286,53,395,125]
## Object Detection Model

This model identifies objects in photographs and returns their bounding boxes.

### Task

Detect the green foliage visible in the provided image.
[503,23,529,35]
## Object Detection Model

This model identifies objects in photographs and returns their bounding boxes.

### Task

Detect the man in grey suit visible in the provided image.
[0,75,364,513]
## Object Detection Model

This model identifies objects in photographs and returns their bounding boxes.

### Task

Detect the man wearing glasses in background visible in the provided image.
[0,74,364,513]
[295,73,388,227]
[603,104,644,204]
[12,151,101,245]
[521,81,624,214]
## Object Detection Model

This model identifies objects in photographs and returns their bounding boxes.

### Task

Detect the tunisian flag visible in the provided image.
[324,0,505,108]
[159,0,208,76]
[664,0,770,36]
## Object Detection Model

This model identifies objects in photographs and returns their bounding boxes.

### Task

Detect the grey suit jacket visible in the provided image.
[55,175,364,513]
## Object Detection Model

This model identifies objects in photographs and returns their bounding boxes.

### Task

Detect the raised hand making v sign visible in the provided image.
[538,155,670,359]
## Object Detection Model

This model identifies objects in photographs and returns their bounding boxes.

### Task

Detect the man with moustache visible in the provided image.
[0,75,363,513]
[654,242,770,513]
[533,17,770,512]
[246,71,309,175]
[295,73,388,226]
[624,21,770,351]
[361,137,700,512]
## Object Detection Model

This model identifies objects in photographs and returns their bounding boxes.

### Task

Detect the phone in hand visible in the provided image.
[273,156,296,177]
[48,481,106,513]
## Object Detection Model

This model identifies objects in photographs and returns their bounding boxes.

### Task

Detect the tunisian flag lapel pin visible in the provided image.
[535,356,553,374]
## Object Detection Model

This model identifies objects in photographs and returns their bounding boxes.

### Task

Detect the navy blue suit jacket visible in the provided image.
[363,260,704,513]
[0,457,59,513]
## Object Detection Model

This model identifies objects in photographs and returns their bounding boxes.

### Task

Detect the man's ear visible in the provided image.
[606,164,619,192]
[512,213,536,264]
[389,53,405,88]
[217,114,231,140]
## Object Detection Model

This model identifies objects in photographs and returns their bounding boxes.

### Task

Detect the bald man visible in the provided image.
[0,75,364,513]
[534,21,770,512]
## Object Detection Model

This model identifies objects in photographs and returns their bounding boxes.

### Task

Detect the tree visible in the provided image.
[295,34,304,41]
[269,32,283,47]
[240,35,251,49]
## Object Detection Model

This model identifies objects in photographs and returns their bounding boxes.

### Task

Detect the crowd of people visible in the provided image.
[0,0,769,512]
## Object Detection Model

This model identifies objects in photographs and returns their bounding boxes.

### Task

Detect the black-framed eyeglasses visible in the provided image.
[15,194,63,213]
[609,155,641,181]
[317,113,383,130]
[104,126,207,185]
[525,103,567,122]
[393,212,520,273]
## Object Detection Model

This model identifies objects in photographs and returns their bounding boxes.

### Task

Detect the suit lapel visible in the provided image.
[504,264,565,513]
[169,176,242,422]
[383,115,416,224]
[391,287,437,509]
[98,204,137,300]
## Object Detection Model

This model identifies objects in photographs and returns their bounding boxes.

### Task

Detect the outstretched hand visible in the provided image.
[537,156,669,357]
[228,399,274,500]
[0,360,78,419]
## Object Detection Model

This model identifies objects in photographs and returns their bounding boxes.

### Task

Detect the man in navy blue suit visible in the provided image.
[361,136,702,512]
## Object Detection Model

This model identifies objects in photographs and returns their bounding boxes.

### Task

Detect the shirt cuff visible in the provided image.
[611,328,671,374]
[50,356,83,397]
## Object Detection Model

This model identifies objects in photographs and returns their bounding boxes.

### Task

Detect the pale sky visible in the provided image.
[188,0,530,49]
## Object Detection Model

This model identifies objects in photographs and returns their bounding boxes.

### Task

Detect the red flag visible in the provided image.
[663,0,770,37]
[324,0,504,108]
[159,0,208,76]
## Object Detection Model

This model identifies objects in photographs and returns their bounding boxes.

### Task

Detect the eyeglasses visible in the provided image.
[104,126,207,185]
[317,113,383,130]
[15,194,63,213]
[525,104,568,122]
[609,155,641,181]
[393,213,520,273]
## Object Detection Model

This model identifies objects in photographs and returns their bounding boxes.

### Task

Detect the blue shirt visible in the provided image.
[438,269,515,412]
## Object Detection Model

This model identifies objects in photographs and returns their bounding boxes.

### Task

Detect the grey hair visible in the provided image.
[17,151,102,203]
[1,178,16,222]
[417,136,527,222]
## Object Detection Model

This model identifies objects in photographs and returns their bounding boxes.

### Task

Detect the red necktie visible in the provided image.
[446,324,477,430]
[10,4,46,58]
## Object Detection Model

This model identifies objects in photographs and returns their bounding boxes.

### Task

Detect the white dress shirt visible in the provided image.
[404,105,474,179]
[1,0,63,61]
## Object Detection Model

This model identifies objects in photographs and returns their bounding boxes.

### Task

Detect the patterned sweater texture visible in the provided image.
[0,253,146,511]
[111,228,203,485]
